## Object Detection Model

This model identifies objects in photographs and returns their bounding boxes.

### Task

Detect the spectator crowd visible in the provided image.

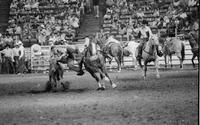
[0,0,86,74]
[102,0,199,40]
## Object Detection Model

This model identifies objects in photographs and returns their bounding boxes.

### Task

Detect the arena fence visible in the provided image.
[25,40,198,72]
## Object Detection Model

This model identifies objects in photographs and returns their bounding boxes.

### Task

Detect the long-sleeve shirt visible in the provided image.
[1,48,14,61]
[139,26,153,39]
[12,47,20,57]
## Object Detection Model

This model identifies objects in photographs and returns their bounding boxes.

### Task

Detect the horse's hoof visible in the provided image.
[97,87,105,91]
[104,77,109,82]
[112,83,117,88]
[101,87,105,90]
[97,88,102,91]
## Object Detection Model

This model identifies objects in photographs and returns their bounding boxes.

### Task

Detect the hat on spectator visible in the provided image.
[17,41,23,46]
[41,24,45,28]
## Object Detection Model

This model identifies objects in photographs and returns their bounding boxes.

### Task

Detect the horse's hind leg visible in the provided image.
[115,57,121,72]
[88,70,102,90]
[191,54,196,68]
[101,67,117,88]
[100,73,105,89]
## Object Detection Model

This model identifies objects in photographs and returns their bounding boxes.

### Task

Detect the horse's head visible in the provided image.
[149,34,163,56]
[149,34,159,46]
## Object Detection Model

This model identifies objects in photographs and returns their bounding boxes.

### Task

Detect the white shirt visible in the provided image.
[139,26,153,39]
[13,47,20,57]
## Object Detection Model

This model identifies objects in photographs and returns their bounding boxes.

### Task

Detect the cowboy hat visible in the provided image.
[17,41,23,45]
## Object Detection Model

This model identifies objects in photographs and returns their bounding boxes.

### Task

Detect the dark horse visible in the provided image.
[96,36,123,72]
[160,37,185,68]
[61,38,117,90]
[184,31,199,68]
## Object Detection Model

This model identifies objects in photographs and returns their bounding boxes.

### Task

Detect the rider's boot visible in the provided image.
[156,45,163,57]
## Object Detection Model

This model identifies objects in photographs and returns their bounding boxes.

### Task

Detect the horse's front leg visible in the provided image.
[132,55,137,70]
[170,55,173,68]
[143,61,148,79]
[155,59,160,78]
[164,55,167,68]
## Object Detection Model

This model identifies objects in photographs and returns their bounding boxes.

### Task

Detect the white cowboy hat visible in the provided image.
[17,41,23,45]
[41,24,45,28]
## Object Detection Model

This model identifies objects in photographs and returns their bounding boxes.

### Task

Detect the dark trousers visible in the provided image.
[18,56,27,73]
[138,38,148,56]
[3,57,15,74]
[14,56,19,73]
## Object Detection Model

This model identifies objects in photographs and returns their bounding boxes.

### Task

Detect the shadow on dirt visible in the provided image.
[28,88,89,94]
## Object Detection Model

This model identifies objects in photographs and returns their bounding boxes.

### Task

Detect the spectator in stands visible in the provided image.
[192,19,199,32]
[136,8,144,18]
[93,0,99,17]
[106,0,114,8]
[38,30,47,45]
[14,25,22,39]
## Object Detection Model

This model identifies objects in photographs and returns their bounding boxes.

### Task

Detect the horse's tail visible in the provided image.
[181,42,185,61]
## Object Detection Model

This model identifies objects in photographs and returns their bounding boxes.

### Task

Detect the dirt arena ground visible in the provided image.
[0,65,198,125]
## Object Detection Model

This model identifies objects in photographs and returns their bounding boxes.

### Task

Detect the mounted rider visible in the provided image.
[136,20,162,59]
[136,20,153,60]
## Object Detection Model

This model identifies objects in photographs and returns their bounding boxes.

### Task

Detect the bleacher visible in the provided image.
[102,0,198,41]
[7,0,82,47]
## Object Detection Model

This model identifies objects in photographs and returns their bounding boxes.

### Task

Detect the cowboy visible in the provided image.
[0,44,15,74]
[12,42,20,73]
[56,44,85,76]
[50,45,66,74]
[17,41,28,74]
[136,20,153,59]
